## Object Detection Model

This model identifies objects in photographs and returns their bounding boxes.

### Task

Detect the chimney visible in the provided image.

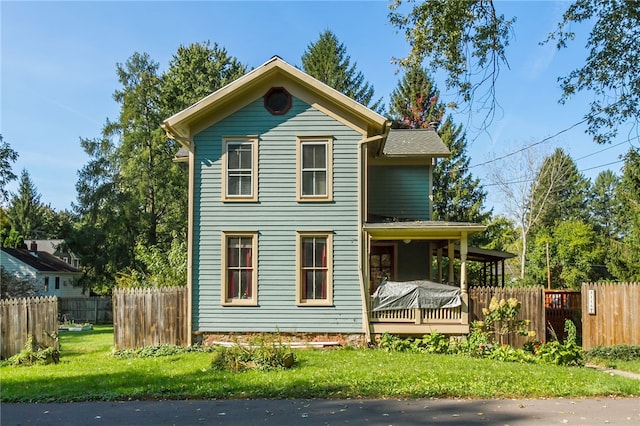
[30,241,38,252]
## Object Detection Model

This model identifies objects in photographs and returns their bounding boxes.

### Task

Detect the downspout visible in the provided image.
[357,132,387,344]
[162,122,195,346]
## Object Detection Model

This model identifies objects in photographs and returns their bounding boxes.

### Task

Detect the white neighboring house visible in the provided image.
[0,242,85,298]
[31,239,81,269]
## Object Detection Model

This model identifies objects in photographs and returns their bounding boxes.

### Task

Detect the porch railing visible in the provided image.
[369,298,466,325]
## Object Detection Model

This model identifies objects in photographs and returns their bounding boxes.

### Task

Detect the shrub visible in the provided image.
[378,332,450,354]
[478,297,534,346]
[584,345,640,362]
[535,320,583,366]
[210,335,295,372]
[112,344,216,358]
[6,335,59,366]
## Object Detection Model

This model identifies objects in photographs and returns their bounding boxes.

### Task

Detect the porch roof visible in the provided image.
[363,221,486,240]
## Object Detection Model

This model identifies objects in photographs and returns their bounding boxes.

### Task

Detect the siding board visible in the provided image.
[192,97,363,333]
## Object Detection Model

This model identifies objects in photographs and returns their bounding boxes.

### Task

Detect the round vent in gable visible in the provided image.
[264,87,292,115]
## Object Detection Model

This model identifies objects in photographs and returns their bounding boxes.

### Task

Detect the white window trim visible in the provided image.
[296,136,333,202]
[296,231,333,306]
[221,231,258,306]
[222,137,258,202]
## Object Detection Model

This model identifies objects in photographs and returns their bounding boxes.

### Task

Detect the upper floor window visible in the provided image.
[55,277,60,290]
[44,277,49,292]
[222,137,258,202]
[221,231,258,306]
[297,137,333,201]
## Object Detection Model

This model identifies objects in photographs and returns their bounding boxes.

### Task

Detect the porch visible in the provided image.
[362,221,485,337]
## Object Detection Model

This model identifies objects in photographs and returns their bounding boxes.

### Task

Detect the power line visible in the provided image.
[468,117,589,170]
[484,158,626,188]
[574,135,639,161]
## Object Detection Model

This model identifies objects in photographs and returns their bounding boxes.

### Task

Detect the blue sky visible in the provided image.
[2,1,637,213]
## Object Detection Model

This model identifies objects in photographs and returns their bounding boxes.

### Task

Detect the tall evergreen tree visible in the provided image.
[389,66,489,224]
[587,170,621,281]
[389,65,444,128]
[607,148,640,280]
[302,30,383,113]
[530,148,590,232]
[70,43,246,293]
[6,169,46,239]
[162,41,247,115]
[0,135,18,205]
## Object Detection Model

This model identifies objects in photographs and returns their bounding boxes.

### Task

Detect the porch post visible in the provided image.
[447,240,455,285]
[437,247,443,283]
[460,232,468,294]
[428,242,433,281]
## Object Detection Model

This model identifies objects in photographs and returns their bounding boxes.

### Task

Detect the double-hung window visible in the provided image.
[297,137,332,201]
[222,231,258,306]
[296,232,333,306]
[222,137,258,201]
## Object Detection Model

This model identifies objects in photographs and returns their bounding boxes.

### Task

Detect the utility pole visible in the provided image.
[546,242,551,290]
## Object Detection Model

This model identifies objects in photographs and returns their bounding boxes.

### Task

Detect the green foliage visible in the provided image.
[585,345,640,362]
[389,0,515,113]
[161,41,247,116]
[2,326,639,402]
[432,116,490,224]
[607,148,640,281]
[115,237,187,288]
[302,30,383,113]
[535,320,583,366]
[531,148,590,231]
[378,332,451,354]
[545,0,640,144]
[6,169,47,239]
[528,219,602,289]
[112,344,216,358]
[5,334,59,366]
[71,42,245,293]
[0,134,18,205]
[210,335,295,372]
[389,65,444,128]
[487,344,536,363]
[477,297,534,345]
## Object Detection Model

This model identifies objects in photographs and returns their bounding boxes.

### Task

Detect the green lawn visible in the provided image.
[1,325,638,402]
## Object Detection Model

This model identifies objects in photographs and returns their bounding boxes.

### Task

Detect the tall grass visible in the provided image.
[1,326,638,402]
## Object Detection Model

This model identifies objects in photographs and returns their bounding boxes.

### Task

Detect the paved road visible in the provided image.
[2,397,639,425]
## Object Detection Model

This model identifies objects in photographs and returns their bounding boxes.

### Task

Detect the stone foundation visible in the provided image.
[194,331,367,348]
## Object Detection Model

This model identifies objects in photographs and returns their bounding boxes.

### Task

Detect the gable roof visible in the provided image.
[1,247,81,273]
[162,56,390,146]
[383,128,450,157]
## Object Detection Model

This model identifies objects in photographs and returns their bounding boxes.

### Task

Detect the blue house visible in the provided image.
[162,57,485,345]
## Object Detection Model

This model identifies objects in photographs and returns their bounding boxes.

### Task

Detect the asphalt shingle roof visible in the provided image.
[1,248,81,273]
[384,128,450,156]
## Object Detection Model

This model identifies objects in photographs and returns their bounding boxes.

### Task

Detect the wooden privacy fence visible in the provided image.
[59,297,113,324]
[469,287,545,348]
[582,282,640,350]
[0,296,58,359]
[112,287,188,350]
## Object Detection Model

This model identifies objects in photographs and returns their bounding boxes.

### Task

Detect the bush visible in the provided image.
[210,335,295,372]
[584,345,640,362]
[378,332,450,354]
[112,344,216,358]
[5,335,60,366]
[534,320,583,366]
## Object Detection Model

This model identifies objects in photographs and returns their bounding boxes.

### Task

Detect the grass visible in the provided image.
[1,325,638,402]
